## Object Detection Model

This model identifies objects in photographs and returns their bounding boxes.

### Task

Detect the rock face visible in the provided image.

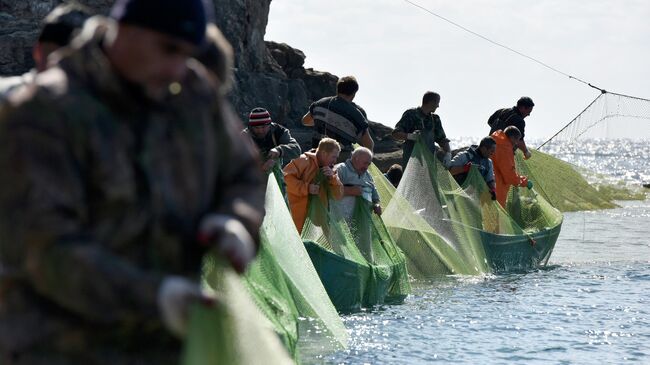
[0,0,113,74]
[0,0,401,167]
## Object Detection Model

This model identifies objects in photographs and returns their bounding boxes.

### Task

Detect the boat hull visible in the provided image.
[480,223,562,272]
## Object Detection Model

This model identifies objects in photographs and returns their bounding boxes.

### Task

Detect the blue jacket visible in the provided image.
[449,145,495,186]
[334,159,380,204]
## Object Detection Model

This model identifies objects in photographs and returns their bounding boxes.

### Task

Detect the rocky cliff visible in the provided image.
[0,0,400,167]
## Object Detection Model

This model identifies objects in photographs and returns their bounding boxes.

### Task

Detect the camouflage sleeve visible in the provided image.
[394,109,414,133]
[276,126,301,161]
[212,101,265,250]
[432,115,449,143]
[0,98,161,325]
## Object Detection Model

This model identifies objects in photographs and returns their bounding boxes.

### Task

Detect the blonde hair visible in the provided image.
[317,138,341,153]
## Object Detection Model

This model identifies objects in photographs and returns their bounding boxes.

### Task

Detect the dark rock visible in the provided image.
[1,0,402,167]
[0,0,112,75]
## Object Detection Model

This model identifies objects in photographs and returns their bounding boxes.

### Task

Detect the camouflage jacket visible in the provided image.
[394,107,448,165]
[0,18,264,360]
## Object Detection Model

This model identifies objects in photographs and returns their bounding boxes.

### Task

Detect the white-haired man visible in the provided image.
[334,147,382,217]
[333,147,381,261]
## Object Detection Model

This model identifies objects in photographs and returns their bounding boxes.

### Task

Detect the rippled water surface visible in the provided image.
[316,140,650,364]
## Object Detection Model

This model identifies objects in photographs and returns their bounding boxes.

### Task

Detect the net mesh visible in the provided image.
[183,259,294,365]
[540,92,650,144]
[301,171,411,313]
[533,92,650,209]
[255,175,348,355]
[373,140,563,276]
[183,175,347,363]
[515,149,619,212]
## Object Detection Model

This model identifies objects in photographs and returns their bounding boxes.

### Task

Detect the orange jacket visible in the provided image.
[490,130,528,207]
[283,151,344,233]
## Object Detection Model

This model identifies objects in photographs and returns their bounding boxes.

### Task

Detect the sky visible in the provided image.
[265,0,650,141]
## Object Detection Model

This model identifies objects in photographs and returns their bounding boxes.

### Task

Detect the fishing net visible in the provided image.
[539,92,650,144]
[183,175,347,364]
[301,172,411,313]
[514,149,618,212]
[254,175,348,355]
[271,162,288,203]
[183,259,294,365]
[533,91,650,209]
[372,140,563,276]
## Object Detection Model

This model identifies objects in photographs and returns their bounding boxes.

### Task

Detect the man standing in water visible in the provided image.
[0,0,264,363]
[392,91,451,168]
[487,96,535,159]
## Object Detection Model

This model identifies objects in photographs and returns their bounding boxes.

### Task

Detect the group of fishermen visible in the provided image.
[0,0,534,363]
[243,74,536,232]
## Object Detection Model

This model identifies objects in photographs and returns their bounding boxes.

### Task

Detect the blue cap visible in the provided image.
[110,0,207,46]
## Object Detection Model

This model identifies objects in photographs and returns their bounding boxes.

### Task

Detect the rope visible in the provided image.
[402,0,595,89]
[537,94,602,150]
[402,0,650,148]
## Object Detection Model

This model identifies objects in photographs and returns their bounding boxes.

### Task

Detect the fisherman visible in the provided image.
[284,138,344,233]
[333,147,382,261]
[384,164,403,188]
[392,91,452,168]
[487,96,535,159]
[0,3,90,102]
[302,76,374,161]
[334,147,382,219]
[449,136,497,200]
[242,107,301,172]
[0,1,265,364]
[490,126,533,207]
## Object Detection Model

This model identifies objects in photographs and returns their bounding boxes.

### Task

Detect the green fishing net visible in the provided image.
[301,172,411,313]
[183,175,347,364]
[534,91,649,209]
[371,140,563,276]
[515,149,646,212]
[183,260,294,365]
[255,175,348,356]
[515,149,617,211]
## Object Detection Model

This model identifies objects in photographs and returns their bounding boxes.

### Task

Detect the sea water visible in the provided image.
[321,139,650,364]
